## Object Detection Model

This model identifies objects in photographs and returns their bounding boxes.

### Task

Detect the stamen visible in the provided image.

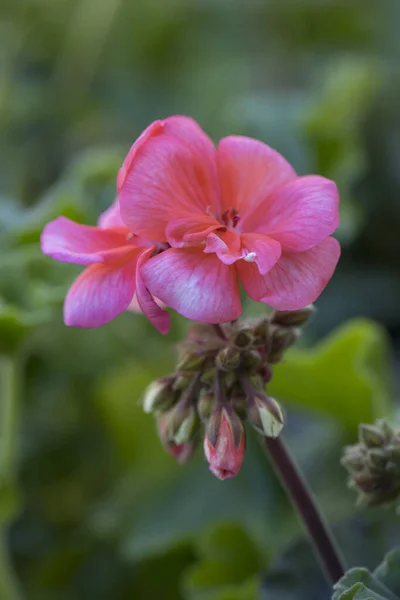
[244,252,257,263]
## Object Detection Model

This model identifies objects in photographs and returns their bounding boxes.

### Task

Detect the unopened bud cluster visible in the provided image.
[143,306,315,480]
[341,420,400,506]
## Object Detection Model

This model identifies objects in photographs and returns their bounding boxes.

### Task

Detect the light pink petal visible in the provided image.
[119,119,218,241]
[98,198,126,229]
[166,214,222,247]
[217,136,296,226]
[240,233,282,275]
[250,175,340,251]
[204,230,242,265]
[142,247,241,323]
[41,217,135,265]
[135,248,170,334]
[64,257,137,327]
[237,237,340,310]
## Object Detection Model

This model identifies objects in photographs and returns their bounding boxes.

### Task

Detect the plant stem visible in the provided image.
[263,435,345,584]
[212,324,227,340]
[0,357,24,600]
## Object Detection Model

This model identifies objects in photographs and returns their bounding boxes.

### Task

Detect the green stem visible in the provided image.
[0,357,24,600]
[264,436,345,584]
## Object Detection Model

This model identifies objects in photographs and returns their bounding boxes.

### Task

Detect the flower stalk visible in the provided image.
[0,357,24,600]
[264,435,345,584]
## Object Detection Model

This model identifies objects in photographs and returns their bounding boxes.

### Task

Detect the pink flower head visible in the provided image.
[118,116,341,323]
[40,199,170,333]
[204,406,246,480]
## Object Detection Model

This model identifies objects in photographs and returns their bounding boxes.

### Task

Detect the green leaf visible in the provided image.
[374,549,400,597]
[268,319,394,428]
[333,568,398,600]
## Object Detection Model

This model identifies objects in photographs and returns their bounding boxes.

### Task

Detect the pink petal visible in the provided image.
[204,230,242,265]
[237,237,340,310]
[142,247,241,323]
[135,248,170,334]
[64,257,137,327]
[241,233,282,275]
[117,120,163,191]
[166,214,222,247]
[217,136,296,227]
[250,175,340,251]
[119,119,218,241]
[41,217,136,265]
[98,198,126,229]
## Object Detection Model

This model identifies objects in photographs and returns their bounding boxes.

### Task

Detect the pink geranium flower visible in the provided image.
[118,116,341,324]
[40,199,170,333]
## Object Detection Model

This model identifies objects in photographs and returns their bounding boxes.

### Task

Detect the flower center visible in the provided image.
[220,208,240,229]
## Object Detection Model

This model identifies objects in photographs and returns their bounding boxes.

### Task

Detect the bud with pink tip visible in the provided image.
[157,414,196,464]
[204,406,245,480]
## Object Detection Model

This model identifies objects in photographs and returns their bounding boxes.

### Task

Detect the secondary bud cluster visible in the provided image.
[341,420,400,506]
[143,306,314,480]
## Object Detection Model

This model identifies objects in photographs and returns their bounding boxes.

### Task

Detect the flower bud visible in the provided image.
[271,305,315,328]
[247,394,284,438]
[142,378,176,414]
[204,406,245,480]
[252,318,270,345]
[233,329,253,349]
[241,349,262,374]
[201,367,216,384]
[216,347,241,371]
[197,390,215,421]
[359,424,385,448]
[157,414,197,464]
[173,406,200,445]
[172,374,192,391]
[177,353,206,372]
[268,327,298,363]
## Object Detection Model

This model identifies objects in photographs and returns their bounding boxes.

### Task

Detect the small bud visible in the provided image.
[268,327,298,363]
[216,347,241,371]
[204,406,245,480]
[173,406,200,444]
[177,353,205,372]
[259,365,273,383]
[241,350,262,374]
[201,367,216,384]
[252,318,270,345]
[368,449,387,470]
[359,424,385,448]
[197,390,215,421]
[157,414,197,464]
[142,378,175,414]
[341,447,365,472]
[271,305,315,328]
[247,395,284,438]
[230,392,248,419]
[233,329,253,349]
[172,374,192,391]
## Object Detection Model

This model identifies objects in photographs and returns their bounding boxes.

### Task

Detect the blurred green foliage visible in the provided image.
[0,0,400,598]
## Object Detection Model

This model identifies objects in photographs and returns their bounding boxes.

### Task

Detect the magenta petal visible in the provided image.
[98,198,125,229]
[238,237,341,310]
[64,258,137,327]
[119,119,218,241]
[217,136,296,222]
[250,175,340,251]
[142,247,242,323]
[204,230,242,265]
[136,248,170,334]
[241,233,282,275]
[41,217,133,265]
[165,214,222,247]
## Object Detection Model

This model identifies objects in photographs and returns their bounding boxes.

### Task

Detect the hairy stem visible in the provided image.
[0,357,24,599]
[264,435,345,584]
[212,324,227,340]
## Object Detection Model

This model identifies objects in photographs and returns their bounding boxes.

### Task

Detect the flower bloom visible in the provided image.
[40,200,170,333]
[118,116,341,324]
